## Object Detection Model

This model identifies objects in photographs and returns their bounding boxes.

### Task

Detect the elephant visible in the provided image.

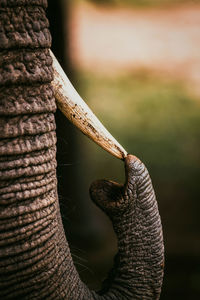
[0,0,164,299]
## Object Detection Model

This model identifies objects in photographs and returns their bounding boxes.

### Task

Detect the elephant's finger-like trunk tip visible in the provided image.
[50,50,128,161]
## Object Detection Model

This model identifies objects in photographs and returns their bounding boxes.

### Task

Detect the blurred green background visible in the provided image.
[48,0,200,298]
[76,70,200,298]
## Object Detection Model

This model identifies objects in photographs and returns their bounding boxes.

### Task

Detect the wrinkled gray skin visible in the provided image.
[0,0,164,299]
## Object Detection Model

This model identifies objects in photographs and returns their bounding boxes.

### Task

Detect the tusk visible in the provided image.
[50,50,127,160]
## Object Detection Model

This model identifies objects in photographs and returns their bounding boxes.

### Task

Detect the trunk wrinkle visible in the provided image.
[0,1,164,299]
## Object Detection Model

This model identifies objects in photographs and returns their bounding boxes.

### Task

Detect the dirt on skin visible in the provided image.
[69,2,200,91]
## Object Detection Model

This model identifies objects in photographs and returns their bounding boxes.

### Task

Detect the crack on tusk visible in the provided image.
[50,50,128,160]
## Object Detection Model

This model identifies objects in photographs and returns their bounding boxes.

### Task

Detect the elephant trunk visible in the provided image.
[89,155,164,299]
[0,0,70,298]
[0,1,164,299]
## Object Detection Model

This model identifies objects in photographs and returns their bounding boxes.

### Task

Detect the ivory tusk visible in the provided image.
[50,50,127,160]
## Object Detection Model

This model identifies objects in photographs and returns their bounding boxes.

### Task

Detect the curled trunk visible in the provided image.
[0,0,164,299]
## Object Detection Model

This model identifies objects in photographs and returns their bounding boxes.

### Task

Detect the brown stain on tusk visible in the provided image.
[50,50,127,160]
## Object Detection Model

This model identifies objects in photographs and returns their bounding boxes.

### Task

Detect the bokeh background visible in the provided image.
[48,0,200,299]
